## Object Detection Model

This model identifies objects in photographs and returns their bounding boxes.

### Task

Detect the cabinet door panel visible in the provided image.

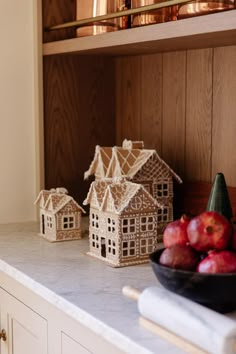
[61,332,92,354]
[0,289,47,354]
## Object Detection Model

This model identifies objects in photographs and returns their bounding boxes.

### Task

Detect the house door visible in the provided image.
[41,215,45,234]
[101,237,106,258]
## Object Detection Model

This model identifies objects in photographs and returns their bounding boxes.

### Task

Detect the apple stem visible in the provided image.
[205,226,213,234]
[180,214,189,223]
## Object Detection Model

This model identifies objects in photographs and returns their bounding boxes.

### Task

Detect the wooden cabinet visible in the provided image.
[0,271,124,354]
[61,333,92,354]
[0,289,47,354]
[40,2,236,215]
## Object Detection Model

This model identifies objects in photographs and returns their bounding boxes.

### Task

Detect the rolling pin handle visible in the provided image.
[122,286,141,302]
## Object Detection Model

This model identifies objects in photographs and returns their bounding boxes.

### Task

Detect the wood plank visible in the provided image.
[43,55,116,205]
[174,181,236,219]
[43,10,236,56]
[162,51,186,177]
[140,53,163,153]
[212,46,236,187]
[42,0,76,42]
[185,48,213,182]
[115,56,142,145]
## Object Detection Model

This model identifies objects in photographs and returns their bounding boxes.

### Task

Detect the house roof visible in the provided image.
[83,179,163,214]
[34,188,86,214]
[84,143,182,183]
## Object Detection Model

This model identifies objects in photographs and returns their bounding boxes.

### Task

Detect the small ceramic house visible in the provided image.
[34,188,85,242]
[83,179,164,267]
[84,139,182,231]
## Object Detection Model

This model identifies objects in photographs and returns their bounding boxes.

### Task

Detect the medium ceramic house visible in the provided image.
[83,179,163,267]
[34,188,85,242]
[84,139,182,229]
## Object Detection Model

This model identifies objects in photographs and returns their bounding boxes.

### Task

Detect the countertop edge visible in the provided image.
[0,257,153,354]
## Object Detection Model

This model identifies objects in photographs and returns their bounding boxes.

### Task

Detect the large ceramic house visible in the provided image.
[84,140,182,227]
[83,179,163,267]
[34,188,85,242]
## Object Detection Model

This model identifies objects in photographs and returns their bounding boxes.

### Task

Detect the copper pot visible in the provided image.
[178,0,235,18]
[131,0,173,27]
[76,0,129,37]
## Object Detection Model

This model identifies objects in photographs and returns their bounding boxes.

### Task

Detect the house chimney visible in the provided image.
[122,139,144,149]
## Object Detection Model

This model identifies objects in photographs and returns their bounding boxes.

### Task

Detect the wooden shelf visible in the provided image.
[43,10,236,56]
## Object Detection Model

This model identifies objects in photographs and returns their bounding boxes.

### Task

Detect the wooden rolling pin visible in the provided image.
[123,286,236,354]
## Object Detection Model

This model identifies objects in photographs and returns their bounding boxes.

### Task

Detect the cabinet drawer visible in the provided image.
[62,332,92,354]
[0,288,48,354]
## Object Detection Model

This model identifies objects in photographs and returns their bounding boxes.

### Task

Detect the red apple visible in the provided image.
[163,214,191,248]
[159,244,199,271]
[231,225,236,251]
[197,250,236,273]
[187,211,232,252]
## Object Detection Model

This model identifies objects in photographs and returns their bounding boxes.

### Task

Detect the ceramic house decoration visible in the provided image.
[84,139,182,228]
[83,179,164,267]
[34,188,85,242]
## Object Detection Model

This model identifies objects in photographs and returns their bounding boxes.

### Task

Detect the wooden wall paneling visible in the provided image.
[115,56,142,145]
[140,53,163,152]
[42,0,76,42]
[185,48,213,182]
[43,55,78,196]
[162,51,186,178]
[43,55,116,205]
[212,45,236,187]
[177,182,236,218]
[77,55,116,174]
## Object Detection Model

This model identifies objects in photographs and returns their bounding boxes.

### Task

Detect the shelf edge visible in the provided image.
[43,10,236,56]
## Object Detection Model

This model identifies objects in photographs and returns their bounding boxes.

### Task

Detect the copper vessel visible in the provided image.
[178,0,235,18]
[131,0,173,27]
[76,0,129,37]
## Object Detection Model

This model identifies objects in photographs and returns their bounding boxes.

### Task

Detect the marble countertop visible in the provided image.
[0,220,185,354]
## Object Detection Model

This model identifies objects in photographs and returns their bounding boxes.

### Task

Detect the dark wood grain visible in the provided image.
[115,56,142,144]
[141,53,163,153]
[162,51,186,178]
[42,0,76,42]
[43,55,116,206]
[174,181,236,220]
[212,46,236,186]
[185,48,213,182]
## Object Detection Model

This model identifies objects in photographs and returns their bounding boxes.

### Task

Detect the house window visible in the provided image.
[91,213,99,228]
[153,182,169,198]
[122,218,136,234]
[140,216,154,232]
[46,215,53,229]
[140,238,155,255]
[63,216,74,229]
[157,208,169,223]
[108,239,116,256]
[130,196,142,210]
[122,240,136,257]
[107,218,116,233]
[92,234,99,249]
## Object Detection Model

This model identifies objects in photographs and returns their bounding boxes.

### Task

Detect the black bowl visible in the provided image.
[149,248,236,313]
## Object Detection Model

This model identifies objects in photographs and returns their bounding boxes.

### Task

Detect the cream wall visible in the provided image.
[0,1,43,223]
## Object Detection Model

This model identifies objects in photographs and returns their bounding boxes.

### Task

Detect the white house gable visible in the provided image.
[140,190,158,211]
[122,189,157,214]
[103,190,116,213]
[59,200,79,214]
[46,198,54,212]
[39,196,47,209]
